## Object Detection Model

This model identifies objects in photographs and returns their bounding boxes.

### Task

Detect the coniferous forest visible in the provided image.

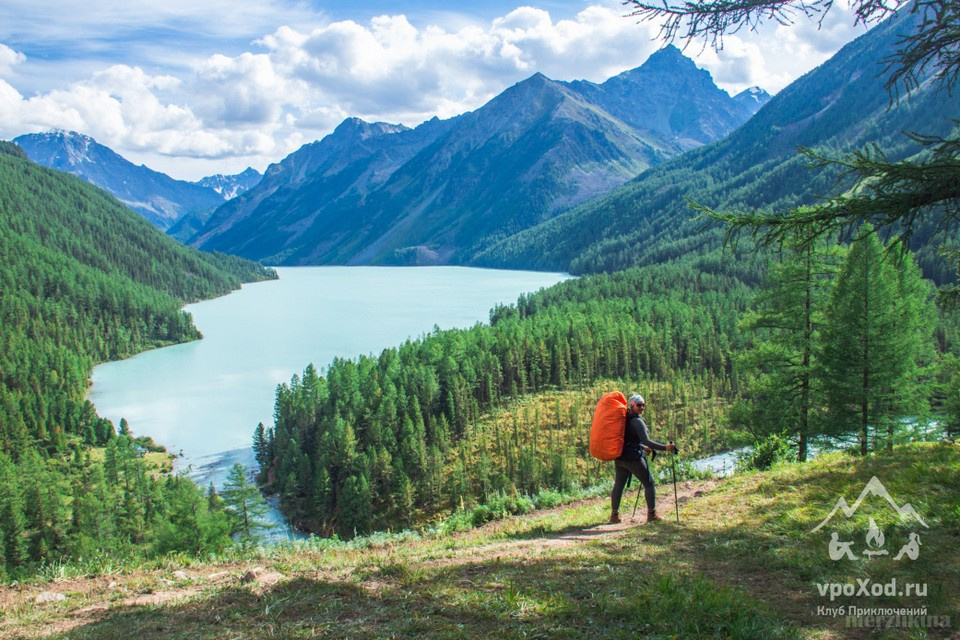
[5,1,960,637]
[259,7,960,538]
[263,232,958,537]
[0,142,276,578]
[1,3,959,582]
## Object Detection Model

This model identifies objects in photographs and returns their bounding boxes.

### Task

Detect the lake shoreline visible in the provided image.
[88,266,572,536]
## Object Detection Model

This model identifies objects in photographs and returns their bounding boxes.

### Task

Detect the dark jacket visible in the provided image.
[618,411,667,461]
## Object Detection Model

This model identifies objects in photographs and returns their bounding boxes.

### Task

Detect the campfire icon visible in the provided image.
[812,476,928,562]
[863,518,888,557]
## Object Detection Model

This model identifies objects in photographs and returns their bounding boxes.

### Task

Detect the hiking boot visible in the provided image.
[646,510,662,522]
[609,511,621,524]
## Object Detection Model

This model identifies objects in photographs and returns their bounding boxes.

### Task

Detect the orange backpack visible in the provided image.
[590,391,627,461]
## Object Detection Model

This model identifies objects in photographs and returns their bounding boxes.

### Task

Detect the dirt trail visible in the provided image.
[419,478,718,568]
[0,478,719,638]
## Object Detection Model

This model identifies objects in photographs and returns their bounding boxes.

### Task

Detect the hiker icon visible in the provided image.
[829,532,857,561]
[893,533,922,561]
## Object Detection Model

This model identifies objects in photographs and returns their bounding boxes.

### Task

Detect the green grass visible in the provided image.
[3,442,957,639]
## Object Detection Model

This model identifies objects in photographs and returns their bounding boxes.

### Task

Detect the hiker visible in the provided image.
[610,394,675,523]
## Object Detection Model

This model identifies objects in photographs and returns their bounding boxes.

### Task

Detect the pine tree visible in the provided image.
[886,242,938,449]
[220,464,272,542]
[310,466,333,531]
[819,226,930,453]
[0,491,27,571]
[207,483,223,512]
[943,355,960,434]
[392,467,415,528]
[337,473,372,537]
[104,440,119,485]
[739,231,842,460]
[253,422,270,472]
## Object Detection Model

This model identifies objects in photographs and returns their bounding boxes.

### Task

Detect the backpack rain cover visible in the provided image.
[590,391,627,461]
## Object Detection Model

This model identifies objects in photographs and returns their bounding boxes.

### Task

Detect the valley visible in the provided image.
[0,2,958,637]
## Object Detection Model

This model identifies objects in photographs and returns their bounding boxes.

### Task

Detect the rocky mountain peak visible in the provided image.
[14,130,226,229]
[612,45,704,85]
[645,44,696,69]
[21,130,98,167]
[495,71,564,104]
[480,71,568,123]
[564,47,766,149]
[733,86,773,107]
[196,167,263,200]
[332,117,408,142]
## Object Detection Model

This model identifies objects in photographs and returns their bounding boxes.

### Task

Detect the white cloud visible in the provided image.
[1,3,868,179]
[256,5,662,129]
[779,2,868,54]
[0,65,230,160]
[489,5,662,81]
[193,53,287,127]
[690,1,868,93]
[691,37,783,93]
[0,43,25,76]
[0,79,24,124]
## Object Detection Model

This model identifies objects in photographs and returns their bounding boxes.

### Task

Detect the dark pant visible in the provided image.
[611,457,655,514]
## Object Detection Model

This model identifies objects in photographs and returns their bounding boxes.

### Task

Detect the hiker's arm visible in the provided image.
[631,418,668,452]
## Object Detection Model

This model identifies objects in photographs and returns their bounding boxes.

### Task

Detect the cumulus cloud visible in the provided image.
[489,5,662,80]
[0,79,24,124]
[0,64,244,160]
[193,53,287,126]
[255,5,663,130]
[0,43,25,77]
[690,2,868,93]
[690,36,788,93]
[0,3,867,179]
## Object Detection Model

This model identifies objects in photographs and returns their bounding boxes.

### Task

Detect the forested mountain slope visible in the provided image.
[472,10,960,279]
[186,49,765,266]
[0,141,274,575]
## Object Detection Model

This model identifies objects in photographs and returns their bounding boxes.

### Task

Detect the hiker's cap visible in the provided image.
[628,394,645,407]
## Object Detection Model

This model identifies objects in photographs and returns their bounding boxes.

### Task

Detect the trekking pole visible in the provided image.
[670,442,680,523]
[631,482,642,518]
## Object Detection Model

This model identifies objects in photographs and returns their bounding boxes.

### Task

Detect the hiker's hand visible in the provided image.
[643,446,652,453]
[666,443,677,453]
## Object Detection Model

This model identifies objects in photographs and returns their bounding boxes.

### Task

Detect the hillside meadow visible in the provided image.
[2,441,956,639]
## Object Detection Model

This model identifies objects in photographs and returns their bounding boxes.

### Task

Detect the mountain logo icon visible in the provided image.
[811,476,929,533]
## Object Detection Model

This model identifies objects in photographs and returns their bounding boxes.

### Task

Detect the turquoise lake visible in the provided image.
[88,267,570,535]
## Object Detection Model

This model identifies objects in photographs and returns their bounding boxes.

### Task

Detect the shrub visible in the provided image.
[471,504,494,527]
[534,488,564,509]
[736,432,793,472]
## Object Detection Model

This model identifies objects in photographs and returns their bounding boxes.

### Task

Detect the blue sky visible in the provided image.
[0,0,867,180]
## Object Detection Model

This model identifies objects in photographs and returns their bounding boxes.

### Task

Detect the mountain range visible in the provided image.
[182,46,770,265]
[13,14,950,279]
[13,131,262,230]
[472,8,960,277]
